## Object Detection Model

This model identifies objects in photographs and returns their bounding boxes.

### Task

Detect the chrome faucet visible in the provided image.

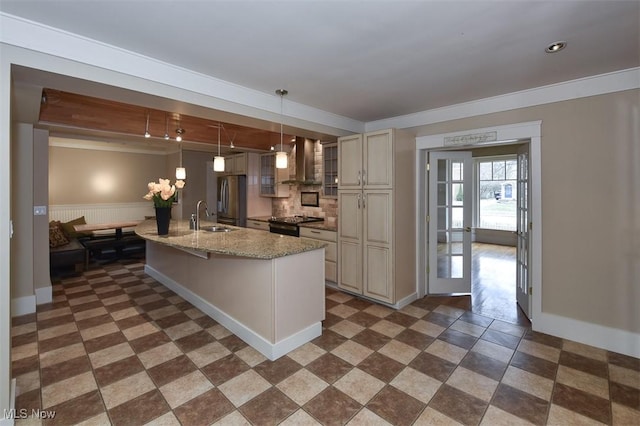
[195,200,209,230]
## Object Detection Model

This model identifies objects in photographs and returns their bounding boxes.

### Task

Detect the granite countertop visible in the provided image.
[136,219,326,260]
[247,216,272,222]
[247,216,337,232]
[299,221,337,232]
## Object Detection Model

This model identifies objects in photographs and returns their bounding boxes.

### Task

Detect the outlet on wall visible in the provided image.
[33,206,47,216]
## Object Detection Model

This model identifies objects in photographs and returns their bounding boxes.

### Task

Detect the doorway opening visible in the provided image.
[416,121,542,325]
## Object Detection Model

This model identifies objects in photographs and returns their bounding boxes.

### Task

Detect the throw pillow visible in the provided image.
[49,222,70,248]
[61,216,91,238]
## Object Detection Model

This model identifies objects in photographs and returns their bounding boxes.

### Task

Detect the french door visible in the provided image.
[516,144,531,318]
[428,152,473,294]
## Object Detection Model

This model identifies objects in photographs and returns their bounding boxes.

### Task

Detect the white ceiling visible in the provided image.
[1,0,638,124]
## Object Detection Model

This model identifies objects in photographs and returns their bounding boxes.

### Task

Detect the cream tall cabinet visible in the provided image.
[337,129,415,306]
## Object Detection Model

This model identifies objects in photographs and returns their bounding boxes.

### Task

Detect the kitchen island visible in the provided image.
[135,219,326,360]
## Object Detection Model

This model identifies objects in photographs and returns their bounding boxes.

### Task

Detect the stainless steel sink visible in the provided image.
[200,225,235,233]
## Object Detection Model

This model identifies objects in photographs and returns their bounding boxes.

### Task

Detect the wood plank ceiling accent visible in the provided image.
[38,88,289,151]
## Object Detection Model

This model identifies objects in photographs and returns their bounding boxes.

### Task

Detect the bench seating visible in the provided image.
[50,238,88,273]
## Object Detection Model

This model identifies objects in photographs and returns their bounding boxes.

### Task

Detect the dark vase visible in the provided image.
[155,207,171,235]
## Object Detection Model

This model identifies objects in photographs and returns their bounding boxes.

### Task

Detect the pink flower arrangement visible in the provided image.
[143,178,185,207]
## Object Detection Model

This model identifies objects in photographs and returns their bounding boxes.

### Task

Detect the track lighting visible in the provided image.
[175,128,184,142]
[164,113,170,140]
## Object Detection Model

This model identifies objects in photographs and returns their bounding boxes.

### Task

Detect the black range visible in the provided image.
[268,215,324,237]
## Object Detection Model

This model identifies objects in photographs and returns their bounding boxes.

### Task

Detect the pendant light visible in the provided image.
[175,115,184,142]
[275,89,288,169]
[164,113,170,140]
[175,121,186,179]
[144,111,151,138]
[213,124,225,172]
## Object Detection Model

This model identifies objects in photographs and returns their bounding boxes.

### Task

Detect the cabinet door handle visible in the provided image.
[362,196,366,209]
[357,170,361,186]
[311,230,321,234]
[362,169,366,185]
[357,193,361,209]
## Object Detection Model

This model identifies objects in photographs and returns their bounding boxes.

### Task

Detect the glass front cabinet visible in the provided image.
[322,142,338,198]
[259,153,289,197]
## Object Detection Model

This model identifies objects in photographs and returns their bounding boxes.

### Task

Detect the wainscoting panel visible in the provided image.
[49,202,155,224]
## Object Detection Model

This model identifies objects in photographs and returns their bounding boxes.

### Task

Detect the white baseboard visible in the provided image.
[325,283,418,311]
[393,292,419,310]
[35,286,52,305]
[11,286,52,317]
[144,265,321,361]
[10,296,35,317]
[534,312,640,358]
[0,379,16,426]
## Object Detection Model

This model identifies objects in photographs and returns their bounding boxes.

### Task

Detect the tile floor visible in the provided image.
[11,259,640,425]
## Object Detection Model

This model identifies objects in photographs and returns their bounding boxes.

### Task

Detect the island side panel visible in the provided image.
[145,241,275,342]
[273,249,325,342]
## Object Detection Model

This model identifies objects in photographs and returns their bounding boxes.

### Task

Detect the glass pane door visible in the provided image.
[516,144,531,318]
[428,151,472,294]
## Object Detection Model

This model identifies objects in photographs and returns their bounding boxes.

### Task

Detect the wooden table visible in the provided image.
[74,220,142,238]
[74,221,144,264]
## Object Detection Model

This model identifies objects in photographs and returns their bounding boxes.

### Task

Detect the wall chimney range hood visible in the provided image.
[282,137,322,185]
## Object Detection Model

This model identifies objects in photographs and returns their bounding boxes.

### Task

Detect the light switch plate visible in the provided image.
[34,206,47,216]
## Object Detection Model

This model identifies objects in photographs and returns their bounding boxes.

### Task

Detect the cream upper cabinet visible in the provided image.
[224,153,247,175]
[337,134,362,189]
[338,130,393,190]
[259,153,289,197]
[363,130,393,189]
[232,153,247,175]
[337,128,415,306]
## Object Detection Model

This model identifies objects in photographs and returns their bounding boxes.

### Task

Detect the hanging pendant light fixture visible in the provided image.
[144,111,151,138]
[175,147,186,180]
[213,123,225,172]
[174,114,186,179]
[164,113,170,140]
[175,115,184,142]
[275,89,288,169]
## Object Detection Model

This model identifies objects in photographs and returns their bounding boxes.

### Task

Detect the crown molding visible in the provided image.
[366,67,640,131]
[0,13,363,135]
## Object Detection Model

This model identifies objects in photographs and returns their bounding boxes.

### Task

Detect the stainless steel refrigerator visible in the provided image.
[217,175,247,227]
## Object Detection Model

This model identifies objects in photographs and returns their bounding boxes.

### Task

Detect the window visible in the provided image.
[477,157,517,231]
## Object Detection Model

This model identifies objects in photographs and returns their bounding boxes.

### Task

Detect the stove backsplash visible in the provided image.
[272,141,338,226]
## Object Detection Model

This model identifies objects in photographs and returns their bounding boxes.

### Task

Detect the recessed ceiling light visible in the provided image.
[545,41,567,53]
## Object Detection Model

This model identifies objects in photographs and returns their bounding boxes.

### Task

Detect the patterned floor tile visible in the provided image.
[11,259,640,426]
[367,385,425,426]
[304,387,361,425]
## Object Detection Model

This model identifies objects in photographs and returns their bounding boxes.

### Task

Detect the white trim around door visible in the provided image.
[415,121,542,322]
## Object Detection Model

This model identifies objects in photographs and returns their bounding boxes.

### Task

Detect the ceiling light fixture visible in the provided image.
[144,111,151,138]
[545,41,567,53]
[275,89,288,169]
[175,128,184,142]
[164,113,170,140]
[213,124,225,172]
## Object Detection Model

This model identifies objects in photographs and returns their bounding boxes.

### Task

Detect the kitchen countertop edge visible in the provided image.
[247,216,337,232]
[136,219,326,260]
